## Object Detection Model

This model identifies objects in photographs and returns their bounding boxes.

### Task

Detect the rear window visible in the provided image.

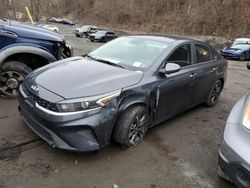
[195,44,212,63]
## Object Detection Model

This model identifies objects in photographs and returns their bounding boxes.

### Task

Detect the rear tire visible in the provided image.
[113,105,149,149]
[0,61,32,98]
[206,80,222,107]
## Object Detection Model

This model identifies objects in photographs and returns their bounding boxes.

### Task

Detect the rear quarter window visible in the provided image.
[195,44,212,63]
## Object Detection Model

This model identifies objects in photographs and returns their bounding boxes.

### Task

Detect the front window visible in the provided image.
[167,44,192,67]
[88,37,169,70]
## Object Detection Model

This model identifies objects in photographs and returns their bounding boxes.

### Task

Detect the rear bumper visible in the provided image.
[218,142,250,188]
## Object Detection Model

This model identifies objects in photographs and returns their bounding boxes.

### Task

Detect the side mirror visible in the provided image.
[161,63,181,74]
[247,62,250,70]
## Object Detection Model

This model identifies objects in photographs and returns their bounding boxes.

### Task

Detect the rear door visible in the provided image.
[190,43,219,106]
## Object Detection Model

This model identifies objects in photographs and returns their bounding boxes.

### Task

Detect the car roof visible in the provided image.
[127,35,194,44]
[234,38,250,41]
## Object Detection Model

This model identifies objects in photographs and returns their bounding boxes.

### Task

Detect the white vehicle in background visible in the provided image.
[232,38,250,46]
[35,23,59,33]
[74,25,98,38]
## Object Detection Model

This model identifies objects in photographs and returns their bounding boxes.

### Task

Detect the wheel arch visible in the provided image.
[117,99,153,126]
[0,45,57,70]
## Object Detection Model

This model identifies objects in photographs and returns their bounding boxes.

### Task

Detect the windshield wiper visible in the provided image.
[85,55,125,69]
[85,54,95,60]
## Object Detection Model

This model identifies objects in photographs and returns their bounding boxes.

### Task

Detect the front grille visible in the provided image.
[23,110,52,142]
[22,86,59,112]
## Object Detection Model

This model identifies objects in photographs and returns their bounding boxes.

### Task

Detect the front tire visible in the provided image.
[0,61,32,98]
[113,105,149,148]
[206,80,222,107]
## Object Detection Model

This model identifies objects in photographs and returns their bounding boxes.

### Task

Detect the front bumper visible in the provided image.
[89,36,100,41]
[219,142,250,188]
[220,52,241,59]
[218,95,250,187]
[17,86,118,152]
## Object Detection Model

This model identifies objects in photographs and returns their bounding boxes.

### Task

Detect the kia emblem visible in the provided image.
[31,85,39,91]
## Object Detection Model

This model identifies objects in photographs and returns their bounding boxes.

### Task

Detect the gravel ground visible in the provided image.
[0,24,246,188]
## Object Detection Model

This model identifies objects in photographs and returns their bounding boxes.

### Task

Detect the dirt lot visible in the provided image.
[0,25,248,188]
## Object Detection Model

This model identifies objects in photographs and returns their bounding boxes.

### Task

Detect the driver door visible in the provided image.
[155,43,196,124]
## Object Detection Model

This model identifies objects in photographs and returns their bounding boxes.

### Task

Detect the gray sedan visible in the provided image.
[218,62,250,187]
[18,36,227,152]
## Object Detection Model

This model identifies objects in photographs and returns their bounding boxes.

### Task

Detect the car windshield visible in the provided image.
[0,19,9,25]
[231,44,250,50]
[88,37,169,70]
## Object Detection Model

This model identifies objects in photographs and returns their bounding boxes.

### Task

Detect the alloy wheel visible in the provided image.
[210,81,222,105]
[0,71,24,96]
[128,113,148,146]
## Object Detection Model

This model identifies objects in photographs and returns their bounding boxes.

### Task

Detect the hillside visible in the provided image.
[1,0,250,38]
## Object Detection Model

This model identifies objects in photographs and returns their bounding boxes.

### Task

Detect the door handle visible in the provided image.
[189,73,197,78]
[212,67,218,71]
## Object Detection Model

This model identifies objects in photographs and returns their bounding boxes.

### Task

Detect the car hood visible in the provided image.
[222,47,244,53]
[5,22,64,42]
[26,57,143,99]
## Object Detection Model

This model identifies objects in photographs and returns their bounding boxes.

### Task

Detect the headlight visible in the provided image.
[65,43,71,50]
[243,103,250,130]
[57,90,121,112]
